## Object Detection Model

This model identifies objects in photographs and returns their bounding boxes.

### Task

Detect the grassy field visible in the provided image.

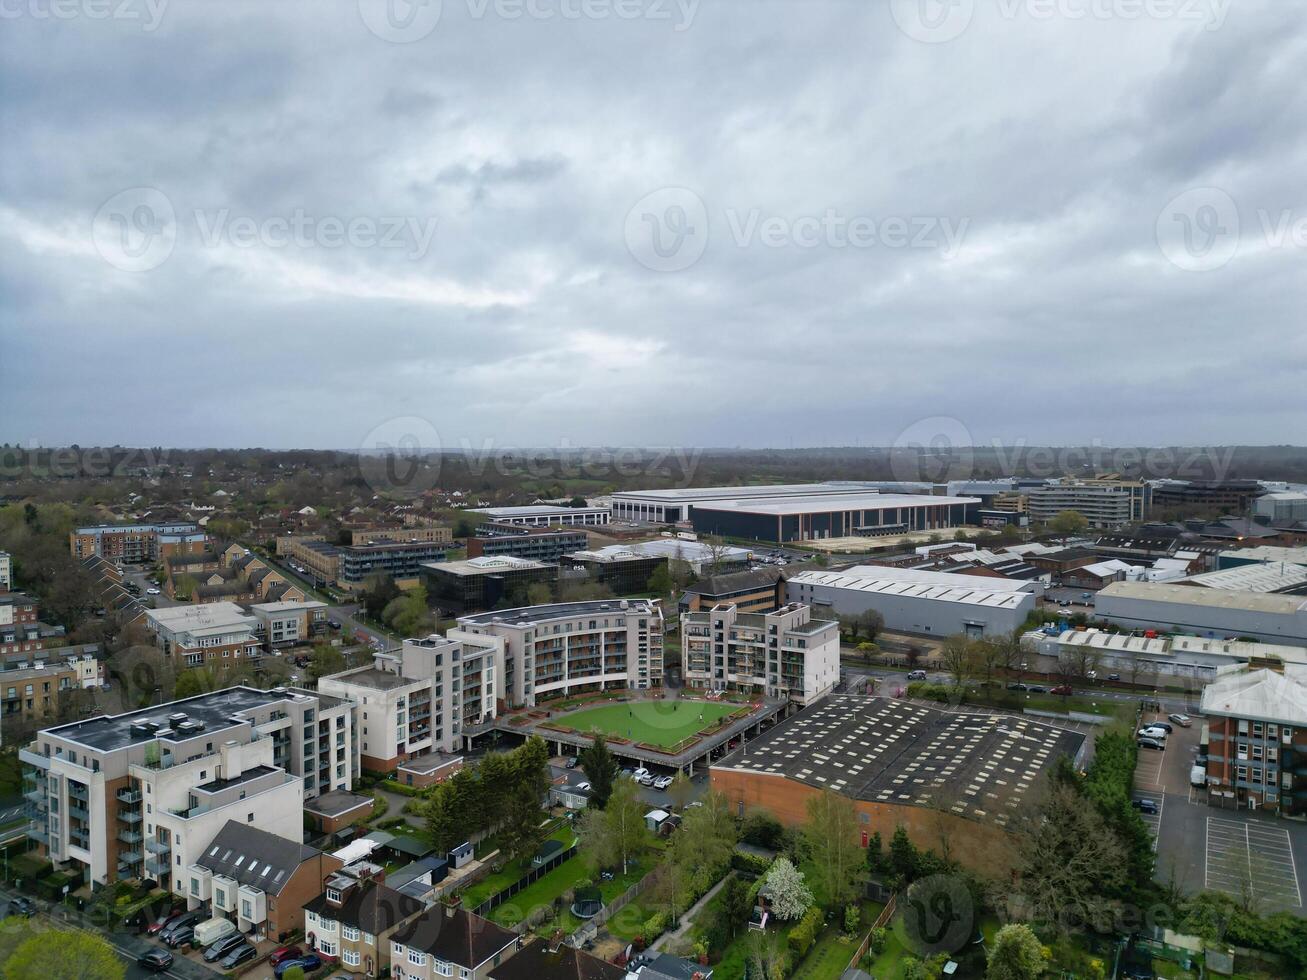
[790,902,883,980]
[553,699,740,748]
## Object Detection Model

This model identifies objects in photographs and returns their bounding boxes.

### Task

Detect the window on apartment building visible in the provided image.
[363,932,374,946]
[408,950,426,967]
[432,959,452,977]
[343,949,361,967]
[318,939,337,957]
[1237,766,1248,781]
[342,925,359,941]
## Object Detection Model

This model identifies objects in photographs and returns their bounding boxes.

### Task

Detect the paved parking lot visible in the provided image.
[1205,816,1302,909]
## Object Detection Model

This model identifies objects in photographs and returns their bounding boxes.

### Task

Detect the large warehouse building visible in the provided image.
[609,482,890,524]
[689,492,979,543]
[1095,581,1307,645]
[711,695,1086,874]
[786,565,1036,637]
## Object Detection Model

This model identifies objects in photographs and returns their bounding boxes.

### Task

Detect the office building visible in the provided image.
[20,685,357,888]
[318,631,502,769]
[1026,480,1151,528]
[476,505,610,527]
[456,599,663,706]
[466,524,589,563]
[338,540,448,590]
[610,482,889,524]
[787,566,1036,638]
[618,537,754,575]
[1200,665,1307,817]
[1151,479,1264,513]
[690,492,979,543]
[1255,492,1307,524]
[1095,581,1307,645]
[351,524,453,547]
[562,548,666,594]
[681,602,839,706]
[680,567,785,614]
[69,521,208,562]
[421,556,557,614]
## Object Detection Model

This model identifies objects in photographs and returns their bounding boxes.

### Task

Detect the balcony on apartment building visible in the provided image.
[116,786,143,805]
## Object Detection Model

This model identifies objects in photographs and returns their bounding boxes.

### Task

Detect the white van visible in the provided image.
[1190,765,1207,789]
[907,670,927,681]
[193,917,237,949]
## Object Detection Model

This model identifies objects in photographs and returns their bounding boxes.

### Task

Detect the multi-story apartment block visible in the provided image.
[352,524,453,547]
[0,549,11,592]
[20,685,357,889]
[1200,664,1307,818]
[388,905,518,980]
[69,521,209,563]
[250,600,329,648]
[681,602,839,707]
[1,662,79,729]
[1027,479,1151,528]
[305,865,425,974]
[456,599,663,707]
[318,630,501,770]
[146,602,262,667]
[0,593,43,655]
[338,540,448,590]
[466,524,589,563]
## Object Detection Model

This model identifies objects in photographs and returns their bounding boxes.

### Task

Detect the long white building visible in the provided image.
[787,565,1036,638]
[610,482,889,524]
[1095,581,1307,646]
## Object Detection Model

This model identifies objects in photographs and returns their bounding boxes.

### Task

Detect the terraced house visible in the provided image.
[305,865,425,974]
[389,905,519,980]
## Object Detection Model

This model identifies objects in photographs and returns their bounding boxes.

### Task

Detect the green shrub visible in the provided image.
[787,905,823,957]
[843,903,860,934]
[730,850,772,875]
[869,926,888,955]
[644,911,668,939]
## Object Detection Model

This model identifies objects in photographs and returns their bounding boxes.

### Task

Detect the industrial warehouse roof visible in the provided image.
[610,482,887,502]
[479,505,608,517]
[1098,581,1307,614]
[1183,564,1307,594]
[690,492,980,516]
[790,569,1031,608]
[714,695,1084,828]
[1200,666,1307,725]
[1220,546,1307,567]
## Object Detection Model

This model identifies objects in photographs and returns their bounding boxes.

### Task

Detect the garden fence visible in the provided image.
[472,842,579,917]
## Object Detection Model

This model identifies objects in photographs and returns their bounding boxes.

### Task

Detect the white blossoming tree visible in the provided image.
[763,856,814,921]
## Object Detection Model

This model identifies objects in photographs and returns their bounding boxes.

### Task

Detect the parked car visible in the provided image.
[1137,737,1165,751]
[203,931,248,962]
[165,925,196,949]
[1168,714,1192,727]
[270,946,303,966]
[159,911,202,942]
[6,897,36,918]
[638,773,655,786]
[907,670,927,681]
[1049,685,1073,696]
[565,756,578,769]
[1107,673,1122,682]
[137,949,174,973]
[653,775,673,790]
[1132,798,1160,814]
[193,916,237,949]
[220,942,259,969]
[275,953,324,977]
[146,587,161,595]
[1149,721,1173,733]
[1027,685,1048,694]
[1138,726,1168,740]
[1006,682,1028,691]
[146,906,186,935]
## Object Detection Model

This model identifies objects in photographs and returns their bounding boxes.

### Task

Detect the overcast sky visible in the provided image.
[1,0,1304,454]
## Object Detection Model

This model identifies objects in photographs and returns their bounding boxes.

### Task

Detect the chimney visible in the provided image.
[445,903,456,919]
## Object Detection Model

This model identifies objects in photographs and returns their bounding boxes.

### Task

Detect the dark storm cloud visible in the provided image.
[0,0,1303,451]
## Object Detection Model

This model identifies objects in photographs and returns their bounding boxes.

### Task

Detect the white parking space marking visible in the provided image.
[1204,816,1302,909]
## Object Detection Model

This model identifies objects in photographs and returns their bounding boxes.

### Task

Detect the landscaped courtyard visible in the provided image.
[549,699,743,748]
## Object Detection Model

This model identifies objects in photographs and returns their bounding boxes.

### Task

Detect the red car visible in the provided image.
[1050,685,1073,696]
[145,906,186,936]
[270,946,303,966]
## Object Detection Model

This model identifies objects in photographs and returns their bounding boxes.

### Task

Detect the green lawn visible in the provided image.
[789,902,883,980]
[488,854,591,927]
[552,699,740,748]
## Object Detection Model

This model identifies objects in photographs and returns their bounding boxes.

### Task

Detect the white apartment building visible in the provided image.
[1026,479,1151,528]
[0,550,11,592]
[249,599,329,647]
[20,685,357,888]
[681,602,839,706]
[456,599,664,707]
[145,602,261,667]
[318,631,502,771]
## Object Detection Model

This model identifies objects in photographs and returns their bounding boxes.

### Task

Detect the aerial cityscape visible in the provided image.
[2,2,1305,980]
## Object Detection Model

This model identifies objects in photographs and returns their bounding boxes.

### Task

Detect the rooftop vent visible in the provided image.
[168,712,188,724]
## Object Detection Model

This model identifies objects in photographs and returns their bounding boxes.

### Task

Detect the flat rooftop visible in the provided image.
[612,482,888,503]
[43,686,312,753]
[458,598,658,628]
[480,505,608,517]
[304,789,375,818]
[325,667,419,691]
[422,556,552,576]
[790,569,1031,609]
[715,695,1085,828]
[145,602,255,632]
[1098,581,1307,614]
[691,492,978,516]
